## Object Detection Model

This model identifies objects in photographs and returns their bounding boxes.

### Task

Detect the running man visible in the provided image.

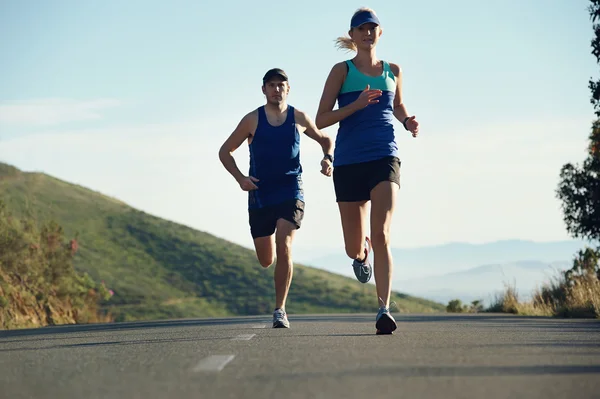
[315,8,420,334]
[218,68,334,328]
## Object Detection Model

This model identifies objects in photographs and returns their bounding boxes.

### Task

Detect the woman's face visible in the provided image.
[350,23,381,50]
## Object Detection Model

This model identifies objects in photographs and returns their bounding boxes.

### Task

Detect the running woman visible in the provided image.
[219,68,334,329]
[315,8,420,335]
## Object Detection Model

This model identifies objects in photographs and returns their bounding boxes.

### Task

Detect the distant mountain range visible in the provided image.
[395,260,572,306]
[298,239,588,279]
[296,239,593,306]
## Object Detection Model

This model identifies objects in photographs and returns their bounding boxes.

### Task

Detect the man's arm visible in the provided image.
[295,109,334,177]
[218,111,259,190]
[296,109,333,156]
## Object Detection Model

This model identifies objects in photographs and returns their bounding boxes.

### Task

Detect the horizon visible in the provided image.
[2,158,592,254]
[1,0,597,253]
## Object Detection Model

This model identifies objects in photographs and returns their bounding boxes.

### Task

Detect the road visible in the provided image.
[1,313,599,399]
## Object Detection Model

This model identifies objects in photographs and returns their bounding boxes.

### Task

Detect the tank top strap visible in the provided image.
[286,105,295,124]
[381,60,390,72]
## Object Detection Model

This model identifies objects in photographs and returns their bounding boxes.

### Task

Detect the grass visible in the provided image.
[486,273,600,318]
[0,162,445,324]
[445,246,600,319]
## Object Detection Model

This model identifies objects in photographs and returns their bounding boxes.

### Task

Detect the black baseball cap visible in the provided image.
[262,68,288,84]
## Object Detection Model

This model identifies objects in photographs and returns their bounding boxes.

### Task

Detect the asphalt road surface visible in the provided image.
[1,313,599,399]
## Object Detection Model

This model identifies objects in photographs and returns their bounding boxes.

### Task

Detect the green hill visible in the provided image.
[0,162,444,322]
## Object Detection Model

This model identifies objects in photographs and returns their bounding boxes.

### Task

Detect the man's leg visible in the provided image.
[253,235,275,268]
[272,199,303,328]
[249,207,276,267]
[273,218,297,311]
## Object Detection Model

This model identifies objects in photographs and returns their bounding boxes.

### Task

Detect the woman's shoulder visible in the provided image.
[384,61,402,77]
[330,60,351,74]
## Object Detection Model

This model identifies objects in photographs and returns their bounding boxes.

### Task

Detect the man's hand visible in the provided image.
[320,157,333,177]
[238,176,259,191]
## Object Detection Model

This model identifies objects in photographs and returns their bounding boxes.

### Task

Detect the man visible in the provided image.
[218,68,334,328]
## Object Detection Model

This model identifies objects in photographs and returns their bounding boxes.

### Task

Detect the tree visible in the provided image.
[556,0,600,243]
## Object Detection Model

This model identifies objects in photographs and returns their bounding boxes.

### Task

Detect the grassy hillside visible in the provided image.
[0,162,444,322]
[0,200,112,329]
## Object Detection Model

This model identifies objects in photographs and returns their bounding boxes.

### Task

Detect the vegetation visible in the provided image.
[445,299,483,314]
[0,163,444,328]
[0,200,112,329]
[484,249,599,318]
[457,1,600,319]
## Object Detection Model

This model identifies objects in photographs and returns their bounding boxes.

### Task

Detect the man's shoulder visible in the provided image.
[240,107,260,124]
[292,106,310,124]
[244,107,261,119]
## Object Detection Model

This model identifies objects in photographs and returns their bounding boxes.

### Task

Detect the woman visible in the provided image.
[315,7,419,335]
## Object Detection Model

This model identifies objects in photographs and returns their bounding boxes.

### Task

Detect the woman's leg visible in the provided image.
[369,181,399,309]
[368,156,401,335]
[338,201,372,282]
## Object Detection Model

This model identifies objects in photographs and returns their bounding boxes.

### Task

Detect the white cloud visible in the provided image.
[0,115,592,253]
[0,98,122,127]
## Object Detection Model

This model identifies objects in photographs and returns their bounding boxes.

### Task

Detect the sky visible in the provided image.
[0,0,597,255]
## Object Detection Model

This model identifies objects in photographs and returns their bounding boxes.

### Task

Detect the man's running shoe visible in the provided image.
[352,237,372,283]
[375,306,397,335]
[273,308,290,328]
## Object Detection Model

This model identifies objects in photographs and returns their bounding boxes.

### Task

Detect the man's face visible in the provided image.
[262,77,289,105]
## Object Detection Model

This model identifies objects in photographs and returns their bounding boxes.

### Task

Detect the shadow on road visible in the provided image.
[249,364,600,380]
[1,313,599,340]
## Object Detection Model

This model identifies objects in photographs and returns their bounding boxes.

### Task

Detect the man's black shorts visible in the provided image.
[248,199,305,239]
[332,156,401,202]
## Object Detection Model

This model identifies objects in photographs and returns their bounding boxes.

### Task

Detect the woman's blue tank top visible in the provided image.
[334,60,399,167]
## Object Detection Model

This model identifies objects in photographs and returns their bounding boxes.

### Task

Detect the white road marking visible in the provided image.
[248,324,267,329]
[232,334,255,341]
[193,355,235,372]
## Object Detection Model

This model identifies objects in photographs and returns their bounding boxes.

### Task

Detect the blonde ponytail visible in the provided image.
[334,36,357,52]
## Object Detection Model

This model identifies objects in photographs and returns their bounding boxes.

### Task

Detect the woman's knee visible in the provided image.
[345,243,364,260]
[370,229,391,249]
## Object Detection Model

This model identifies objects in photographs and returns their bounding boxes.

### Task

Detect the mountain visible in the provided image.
[0,162,444,322]
[299,239,588,281]
[394,260,572,306]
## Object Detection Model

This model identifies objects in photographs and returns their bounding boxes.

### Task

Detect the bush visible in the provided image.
[0,199,113,328]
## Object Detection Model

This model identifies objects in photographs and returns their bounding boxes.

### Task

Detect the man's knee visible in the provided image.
[257,253,275,268]
[275,219,296,258]
[275,233,293,258]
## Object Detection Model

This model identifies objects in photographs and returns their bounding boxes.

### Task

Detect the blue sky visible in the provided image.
[0,0,597,254]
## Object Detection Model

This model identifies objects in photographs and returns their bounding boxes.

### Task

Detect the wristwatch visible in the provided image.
[323,154,333,162]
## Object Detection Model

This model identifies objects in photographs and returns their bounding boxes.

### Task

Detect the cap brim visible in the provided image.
[263,73,288,83]
[352,17,379,28]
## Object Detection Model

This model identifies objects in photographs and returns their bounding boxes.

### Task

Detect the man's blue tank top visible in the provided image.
[247,105,304,210]
[334,60,399,167]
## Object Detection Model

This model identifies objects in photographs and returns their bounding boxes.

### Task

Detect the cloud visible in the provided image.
[0,98,121,127]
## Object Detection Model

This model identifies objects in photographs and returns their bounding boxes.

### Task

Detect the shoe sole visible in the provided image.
[273,321,290,328]
[353,266,372,283]
[375,313,397,335]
